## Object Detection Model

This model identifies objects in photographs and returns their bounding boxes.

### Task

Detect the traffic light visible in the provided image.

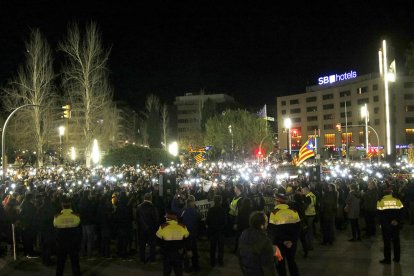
[62,105,71,118]
[254,148,265,157]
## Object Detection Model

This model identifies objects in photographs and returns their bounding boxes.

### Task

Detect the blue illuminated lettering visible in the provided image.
[318,71,357,85]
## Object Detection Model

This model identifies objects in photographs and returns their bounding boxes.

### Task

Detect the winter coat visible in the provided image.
[320,190,338,221]
[137,200,159,233]
[345,191,361,219]
[238,227,276,276]
[361,188,380,212]
[206,205,227,235]
[180,206,201,236]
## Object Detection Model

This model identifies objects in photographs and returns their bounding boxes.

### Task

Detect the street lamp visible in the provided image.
[284,118,292,155]
[361,104,369,155]
[58,126,65,162]
[228,125,234,158]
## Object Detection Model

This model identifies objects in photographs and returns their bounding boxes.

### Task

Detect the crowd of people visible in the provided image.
[0,159,413,275]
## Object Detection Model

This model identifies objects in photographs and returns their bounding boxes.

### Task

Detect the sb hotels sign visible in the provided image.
[318,71,357,85]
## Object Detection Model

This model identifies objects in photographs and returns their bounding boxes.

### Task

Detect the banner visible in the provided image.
[195,199,213,221]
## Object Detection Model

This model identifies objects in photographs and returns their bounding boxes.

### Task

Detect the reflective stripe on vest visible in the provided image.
[377,195,404,210]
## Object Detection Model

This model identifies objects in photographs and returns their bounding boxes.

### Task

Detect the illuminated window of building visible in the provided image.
[406,129,414,144]
[324,134,335,146]
[341,133,352,145]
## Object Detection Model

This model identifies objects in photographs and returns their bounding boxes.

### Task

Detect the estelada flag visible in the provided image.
[296,138,315,166]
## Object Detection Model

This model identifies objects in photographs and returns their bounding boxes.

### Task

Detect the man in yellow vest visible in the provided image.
[268,194,300,276]
[54,196,81,276]
[377,188,404,264]
[302,186,316,250]
[156,210,191,276]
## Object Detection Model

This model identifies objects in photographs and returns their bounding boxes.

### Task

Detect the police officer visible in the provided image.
[156,210,191,276]
[377,188,404,264]
[54,196,81,276]
[268,194,300,276]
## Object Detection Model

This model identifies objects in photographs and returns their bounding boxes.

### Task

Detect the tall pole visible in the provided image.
[2,104,41,181]
[288,128,291,155]
[345,101,349,161]
[365,103,369,155]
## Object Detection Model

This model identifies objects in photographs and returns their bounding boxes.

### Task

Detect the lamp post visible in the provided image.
[284,118,292,155]
[58,126,65,162]
[228,125,234,159]
[361,104,369,155]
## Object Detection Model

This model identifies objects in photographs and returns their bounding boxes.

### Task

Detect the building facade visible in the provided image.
[277,73,414,159]
[174,92,235,143]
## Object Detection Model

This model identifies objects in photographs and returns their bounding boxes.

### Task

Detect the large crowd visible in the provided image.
[0,159,414,275]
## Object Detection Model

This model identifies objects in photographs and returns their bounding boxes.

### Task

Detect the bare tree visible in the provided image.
[145,94,162,148]
[2,28,56,167]
[60,22,113,167]
[161,103,169,149]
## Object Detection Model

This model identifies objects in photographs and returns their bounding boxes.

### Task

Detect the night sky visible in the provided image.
[1,1,414,110]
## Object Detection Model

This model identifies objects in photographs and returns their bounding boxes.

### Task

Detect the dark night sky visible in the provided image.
[1,1,414,110]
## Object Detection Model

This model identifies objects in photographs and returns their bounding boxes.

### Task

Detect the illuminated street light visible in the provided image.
[284,118,292,155]
[70,146,76,161]
[379,39,396,157]
[361,104,369,155]
[91,139,100,165]
[168,141,178,157]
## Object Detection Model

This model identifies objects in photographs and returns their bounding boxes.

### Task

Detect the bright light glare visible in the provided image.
[91,139,100,164]
[168,141,179,157]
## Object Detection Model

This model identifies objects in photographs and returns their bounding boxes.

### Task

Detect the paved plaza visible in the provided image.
[1,224,413,276]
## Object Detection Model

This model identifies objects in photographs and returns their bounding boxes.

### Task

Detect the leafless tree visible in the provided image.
[145,94,162,148]
[161,103,169,149]
[2,29,56,167]
[60,22,113,167]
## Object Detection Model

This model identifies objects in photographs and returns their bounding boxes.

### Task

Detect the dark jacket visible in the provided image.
[206,205,227,235]
[78,197,96,225]
[345,190,361,219]
[238,227,276,276]
[19,199,37,229]
[137,200,159,233]
[181,206,202,236]
[236,207,252,233]
[361,188,379,212]
[320,190,338,221]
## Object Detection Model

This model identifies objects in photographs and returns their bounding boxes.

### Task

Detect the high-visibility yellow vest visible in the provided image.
[53,209,80,229]
[269,204,300,225]
[377,195,404,210]
[229,196,242,216]
[305,192,316,216]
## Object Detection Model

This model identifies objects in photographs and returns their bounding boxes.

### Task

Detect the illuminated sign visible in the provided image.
[318,71,357,85]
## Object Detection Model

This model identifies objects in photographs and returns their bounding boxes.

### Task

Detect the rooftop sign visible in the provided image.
[318,71,357,85]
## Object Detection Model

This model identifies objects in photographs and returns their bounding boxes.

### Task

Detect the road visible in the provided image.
[1,224,413,276]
